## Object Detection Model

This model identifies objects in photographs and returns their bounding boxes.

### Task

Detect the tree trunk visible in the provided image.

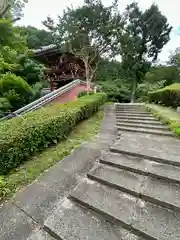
[131,78,137,103]
[84,58,91,92]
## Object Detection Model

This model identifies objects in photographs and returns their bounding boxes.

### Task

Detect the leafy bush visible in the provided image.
[148,83,180,108]
[3,90,22,111]
[99,80,131,102]
[78,91,94,98]
[137,80,166,102]
[0,97,11,117]
[0,176,9,199]
[15,58,45,85]
[30,82,43,101]
[0,73,33,110]
[0,93,107,174]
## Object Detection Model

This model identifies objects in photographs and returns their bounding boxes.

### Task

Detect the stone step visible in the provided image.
[117,126,173,136]
[70,179,180,240]
[116,119,163,125]
[115,107,147,112]
[88,164,180,212]
[111,132,180,167]
[44,198,144,240]
[116,109,149,112]
[115,105,143,108]
[100,152,180,184]
[115,107,145,110]
[116,109,147,112]
[116,112,152,117]
[116,122,169,131]
[116,116,158,121]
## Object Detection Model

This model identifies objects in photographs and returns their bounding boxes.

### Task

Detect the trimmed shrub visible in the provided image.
[78,91,94,98]
[0,73,33,110]
[148,83,180,108]
[0,93,107,174]
[145,103,180,137]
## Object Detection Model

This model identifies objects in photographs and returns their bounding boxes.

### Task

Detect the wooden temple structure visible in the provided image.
[33,44,86,91]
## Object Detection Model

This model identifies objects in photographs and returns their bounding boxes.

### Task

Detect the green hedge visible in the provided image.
[145,103,180,137]
[0,93,107,174]
[148,83,180,108]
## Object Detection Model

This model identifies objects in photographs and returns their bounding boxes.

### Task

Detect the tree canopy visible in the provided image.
[19,26,55,49]
[43,0,122,88]
[119,2,172,102]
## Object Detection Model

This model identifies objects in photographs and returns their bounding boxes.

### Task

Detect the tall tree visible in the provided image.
[19,26,55,49]
[0,19,28,73]
[119,2,172,102]
[169,48,180,80]
[43,0,122,88]
[1,0,28,20]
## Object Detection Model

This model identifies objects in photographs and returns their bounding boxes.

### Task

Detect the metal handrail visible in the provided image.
[0,79,88,121]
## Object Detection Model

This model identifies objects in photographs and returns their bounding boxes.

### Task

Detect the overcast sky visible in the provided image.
[19,0,180,62]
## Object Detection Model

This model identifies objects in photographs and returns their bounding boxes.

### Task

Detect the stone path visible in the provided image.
[1,104,180,240]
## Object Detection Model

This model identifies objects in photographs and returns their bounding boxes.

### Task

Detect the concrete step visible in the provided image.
[116,109,149,112]
[117,126,173,136]
[115,104,143,108]
[116,119,163,126]
[116,116,158,121]
[115,106,145,111]
[88,164,180,212]
[115,107,146,111]
[44,198,144,240]
[70,179,180,240]
[100,152,180,184]
[116,122,169,131]
[111,132,180,167]
[116,112,153,117]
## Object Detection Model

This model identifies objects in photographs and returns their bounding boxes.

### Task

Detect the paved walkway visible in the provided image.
[1,104,180,240]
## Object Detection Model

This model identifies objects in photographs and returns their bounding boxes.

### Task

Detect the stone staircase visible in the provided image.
[41,103,180,240]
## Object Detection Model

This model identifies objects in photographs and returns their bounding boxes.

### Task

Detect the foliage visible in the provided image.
[14,57,45,85]
[0,93,107,174]
[95,59,131,102]
[0,110,103,200]
[145,103,180,137]
[3,0,28,20]
[137,80,166,102]
[0,176,10,198]
[95,60,125,82]
[144,65,179,86]
[119,2,172,102]
[0,97,12,117]
[0,19,28,74]
[2,90,21,111]
[0,73,33,110]
[168,49,180,81]
[98,80,131,102]
[30,82,43,101]
[44,0,122,85]
[148,83,180,108]
[19,26,55,49]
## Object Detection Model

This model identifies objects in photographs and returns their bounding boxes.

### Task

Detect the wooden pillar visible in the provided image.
[50,76,54,92]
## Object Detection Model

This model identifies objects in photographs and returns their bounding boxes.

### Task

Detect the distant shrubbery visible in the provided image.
[98,80,131,102]
[148,83,180,108]
[0,93,107,174]
[0,73,44,117]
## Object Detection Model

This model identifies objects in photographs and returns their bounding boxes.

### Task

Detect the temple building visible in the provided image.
[33,44,86,91]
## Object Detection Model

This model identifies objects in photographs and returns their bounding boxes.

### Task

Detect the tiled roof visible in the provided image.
[33,44,57,54]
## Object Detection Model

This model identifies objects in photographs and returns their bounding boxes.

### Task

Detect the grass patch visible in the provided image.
[0,110,104,201]
[145,103,180,137]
